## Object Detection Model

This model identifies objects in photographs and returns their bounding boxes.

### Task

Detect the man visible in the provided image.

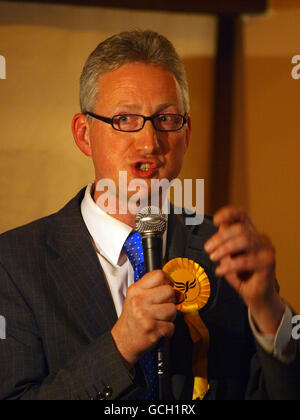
[0,30,299,400]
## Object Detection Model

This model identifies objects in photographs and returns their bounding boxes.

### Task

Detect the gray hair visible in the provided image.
[79,30,190,116]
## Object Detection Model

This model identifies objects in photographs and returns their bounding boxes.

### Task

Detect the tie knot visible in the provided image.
[123,231,144,271]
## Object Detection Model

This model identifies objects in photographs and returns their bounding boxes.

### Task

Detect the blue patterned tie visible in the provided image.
[123,231,158,400]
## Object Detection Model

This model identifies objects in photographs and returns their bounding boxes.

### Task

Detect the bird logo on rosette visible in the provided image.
[173,277,198,302]
[163,258,210,312]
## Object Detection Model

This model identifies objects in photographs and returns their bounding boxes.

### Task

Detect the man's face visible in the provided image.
[84,62,190,205]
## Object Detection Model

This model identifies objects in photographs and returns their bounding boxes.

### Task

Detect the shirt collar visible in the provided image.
[81,182,168,265]
[81,183,132,266]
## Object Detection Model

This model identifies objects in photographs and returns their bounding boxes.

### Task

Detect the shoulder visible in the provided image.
[0,214,54,254]
[0,187,86,264]
[174,205,217,240]
[191,214,218,240]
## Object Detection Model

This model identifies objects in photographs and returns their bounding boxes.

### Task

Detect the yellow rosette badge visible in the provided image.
[163,258,211,400]
[163,257,210,312]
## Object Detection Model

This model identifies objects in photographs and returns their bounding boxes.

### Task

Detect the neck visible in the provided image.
[92,180,166,229]
[93,187,138,229]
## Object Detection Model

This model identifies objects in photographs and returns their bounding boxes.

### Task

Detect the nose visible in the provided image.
[134,120,160,154]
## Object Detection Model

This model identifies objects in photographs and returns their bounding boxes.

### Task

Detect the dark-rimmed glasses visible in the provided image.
[85,111,188,132]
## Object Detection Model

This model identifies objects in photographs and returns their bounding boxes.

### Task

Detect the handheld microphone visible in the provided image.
[135,206,168,400]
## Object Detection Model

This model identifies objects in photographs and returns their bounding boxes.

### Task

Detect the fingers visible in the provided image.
[111,270,180,367]
[205,223,251,255]
[136,269,173,289]
[213,205,249,226]
[127,270,182,304]
[205,204,267,259]
[204,206,275,281]
[132,301,178,325]
[215,247,275,277]
[128,284,179,309]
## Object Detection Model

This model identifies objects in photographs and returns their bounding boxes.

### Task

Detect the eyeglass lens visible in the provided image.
[112,114,184,132]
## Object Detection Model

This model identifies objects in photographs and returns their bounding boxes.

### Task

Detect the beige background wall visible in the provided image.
[0,1,299,312]
[230,0,300,312]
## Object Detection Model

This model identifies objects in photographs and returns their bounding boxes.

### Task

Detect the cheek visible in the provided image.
[166,137,188,173]
[89,127,113,159]
[89,132,131,178]
[89,136,113,177]
[92,146,119,177]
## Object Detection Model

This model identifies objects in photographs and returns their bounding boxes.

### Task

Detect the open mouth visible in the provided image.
[131,161,160,178]
[137,162,151,171]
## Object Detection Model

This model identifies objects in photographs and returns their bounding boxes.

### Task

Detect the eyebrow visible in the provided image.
[114,103,141,111]
[113,103,177,114]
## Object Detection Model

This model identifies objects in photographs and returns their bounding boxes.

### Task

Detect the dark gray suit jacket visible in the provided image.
[0,188,299,400]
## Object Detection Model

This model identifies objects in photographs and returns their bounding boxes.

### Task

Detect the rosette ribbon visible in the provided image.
[163,258,211,400]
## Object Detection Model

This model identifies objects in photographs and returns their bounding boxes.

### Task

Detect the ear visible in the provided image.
[72,113,92,157]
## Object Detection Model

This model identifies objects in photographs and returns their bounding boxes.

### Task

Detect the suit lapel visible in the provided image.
[166,208,193,261]
[164,210,194,399]
[46,189,118,341]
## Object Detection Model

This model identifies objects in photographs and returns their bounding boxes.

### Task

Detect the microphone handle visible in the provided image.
[141,235,163,272]
[141,234,164,401]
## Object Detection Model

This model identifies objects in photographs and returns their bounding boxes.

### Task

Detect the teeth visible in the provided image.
[139,163,151,171]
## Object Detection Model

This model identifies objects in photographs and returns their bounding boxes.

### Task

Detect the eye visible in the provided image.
[118,115,131,123]
[113,114,134,127]
[158,114,171,122]
[112,114,142,131]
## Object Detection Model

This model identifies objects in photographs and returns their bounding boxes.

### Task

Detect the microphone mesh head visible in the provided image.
[135,206,167,235]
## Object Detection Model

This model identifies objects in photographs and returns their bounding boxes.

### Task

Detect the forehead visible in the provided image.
[95,62,184,112]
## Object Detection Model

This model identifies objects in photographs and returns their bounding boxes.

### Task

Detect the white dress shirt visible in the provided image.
[81,183,133,318]
[81,183,295,363]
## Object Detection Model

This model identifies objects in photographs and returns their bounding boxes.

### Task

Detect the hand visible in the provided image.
[111,270,183,370]
[204,206,285,335]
